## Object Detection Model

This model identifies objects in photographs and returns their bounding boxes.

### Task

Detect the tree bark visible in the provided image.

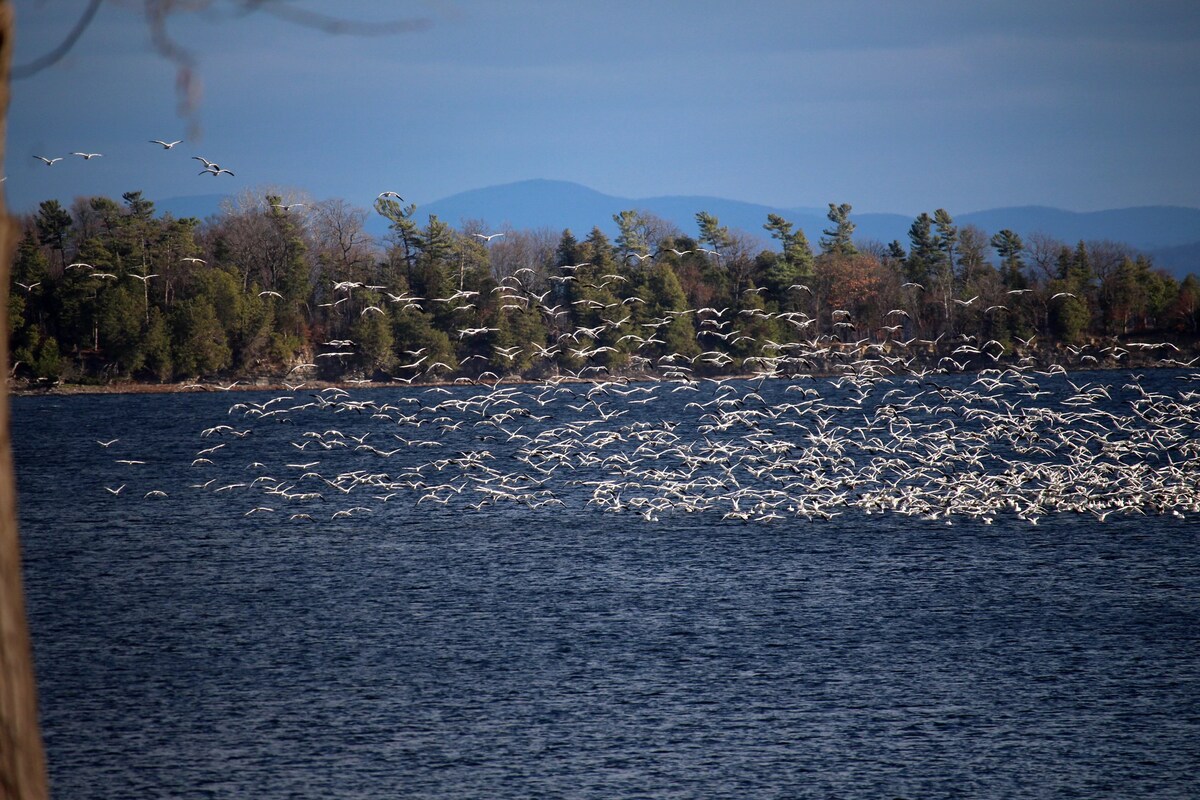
[0,1,51,797]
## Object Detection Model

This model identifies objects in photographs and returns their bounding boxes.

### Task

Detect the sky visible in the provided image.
[6,0,1200,218]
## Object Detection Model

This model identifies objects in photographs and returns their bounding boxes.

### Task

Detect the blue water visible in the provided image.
[13,372,1200,798]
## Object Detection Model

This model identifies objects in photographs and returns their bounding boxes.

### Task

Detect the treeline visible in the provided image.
[7,191,1200,384]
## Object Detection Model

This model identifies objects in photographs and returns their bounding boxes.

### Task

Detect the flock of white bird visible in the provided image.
[96,335,1200,527]
[31,139,241,180]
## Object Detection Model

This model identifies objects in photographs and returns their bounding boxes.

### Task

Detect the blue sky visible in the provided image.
[6,0,1200,217]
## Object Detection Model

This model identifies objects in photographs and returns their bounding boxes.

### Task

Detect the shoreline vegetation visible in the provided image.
[9,191,1199,397]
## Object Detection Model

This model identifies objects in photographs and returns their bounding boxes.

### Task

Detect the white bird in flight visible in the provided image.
[71,152,102,160]
[378,191,404,200]
[472,232,505,242]
[193,156,234,176]
[33,156,62,166]
[150,139,182,149]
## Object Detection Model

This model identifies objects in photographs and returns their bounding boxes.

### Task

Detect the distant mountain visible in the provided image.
[149,181,1200,278]
[1146,241,1200,279]
[954,206,1200,251]
[413,180,1200,276]
[412,179,866,244]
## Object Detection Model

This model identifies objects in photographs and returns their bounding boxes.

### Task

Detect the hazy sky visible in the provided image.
[6,0,1200,216]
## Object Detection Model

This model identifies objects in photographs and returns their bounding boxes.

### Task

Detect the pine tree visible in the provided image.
[819,203,857,256]
[171,297,232,376]
[35,200,73,270]
[375,196,423,281]
[991,230,1026,288]
[906,213,937,284]
[696,212,732,254]
[762,213,814,304]
[613,209,650,260]
[932,209,958,276]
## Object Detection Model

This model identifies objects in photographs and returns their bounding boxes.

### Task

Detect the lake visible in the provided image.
[13,370,1200,798]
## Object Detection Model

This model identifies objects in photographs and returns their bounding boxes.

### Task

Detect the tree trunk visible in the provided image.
[0,2,52,797]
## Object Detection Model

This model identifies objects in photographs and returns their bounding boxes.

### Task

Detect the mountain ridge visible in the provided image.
[149,180,1200,277]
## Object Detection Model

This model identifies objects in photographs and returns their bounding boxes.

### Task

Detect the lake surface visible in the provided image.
[13,370,1200,798]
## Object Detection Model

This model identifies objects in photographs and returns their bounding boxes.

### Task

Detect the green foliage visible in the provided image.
[97,283,147,375]
[762,213,814,303]
[932,209,957,280]
[350,307,395,374]
[906,213,937,284]
[142,308,173,381]
[29,336,65,381]
[171,298,232,376]
[1049,283,1091,344]
[376,197,423,273]
[36,200,73,267]
[991,229,1027,290]
[819,203,857,257]
[392,309,457,374]
[613,209,650,259]
[7,190,1199,386]
[696,212,732,253]
[581,227,617,271]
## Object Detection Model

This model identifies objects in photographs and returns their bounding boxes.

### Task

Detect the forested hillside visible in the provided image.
[8,191,1199,387]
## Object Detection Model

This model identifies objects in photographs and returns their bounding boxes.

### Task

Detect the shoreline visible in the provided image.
[9,357,1195,398]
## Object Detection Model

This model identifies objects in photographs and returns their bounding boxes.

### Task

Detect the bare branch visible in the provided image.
[11,0,105,79]
[14,0,433,139]
[235,1,433,36]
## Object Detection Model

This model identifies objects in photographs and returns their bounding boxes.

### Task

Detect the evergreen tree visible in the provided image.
[375,196,423,281]
[96,283,148,375]
[1049,282,1091,345]
[1061,240,1094,295]
[932,209,958,279]
[956,225,990,283]
[613,210,650,261]
[171,297,232,376]
[392,308,457,374]
[581,227,617,271]
[696,212,732,254]
[906,213,937,284]
[265,201,312,339]
[762,213,814,303]
[819,203,857,256]
[35,200,74,270]
[142,307,173,381]
[350,303,395,374]
[8,231,52,375]
[991,230,1027,288]
[554,229,582,266]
